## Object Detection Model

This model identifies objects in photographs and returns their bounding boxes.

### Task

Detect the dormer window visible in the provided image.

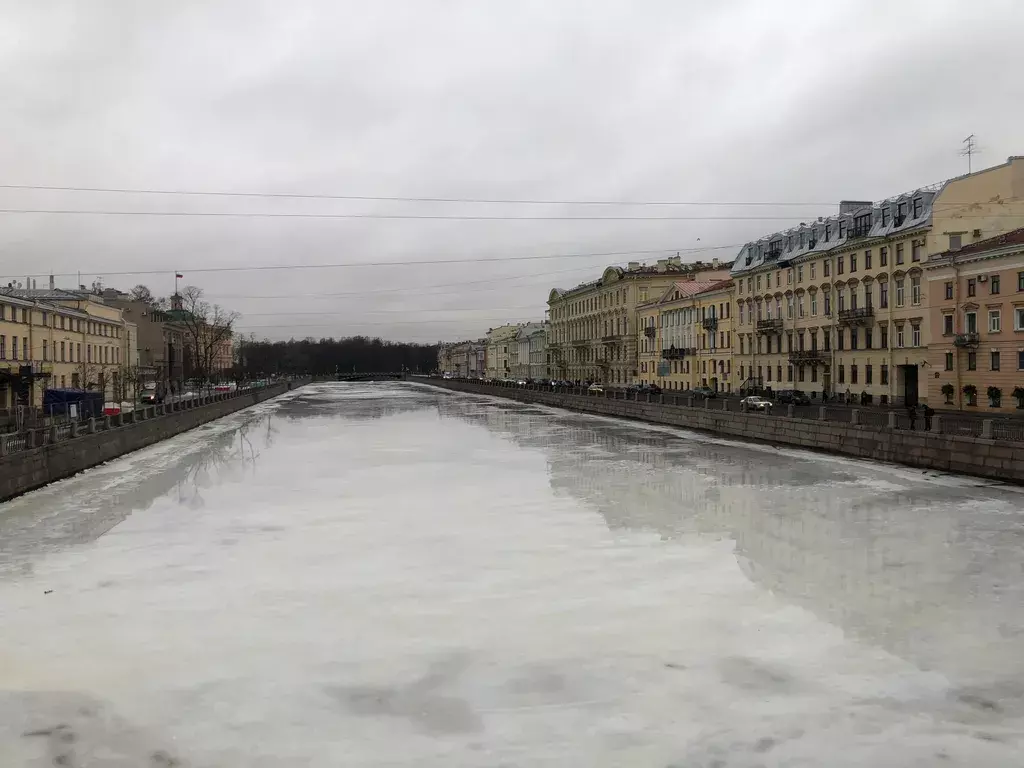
[799,232,805,248]
[786,236,793,251]
[881,207,890,226]
[897,201,908,220]
[825,224,832,241]
[838,220,846,238]
[912,197,922,218]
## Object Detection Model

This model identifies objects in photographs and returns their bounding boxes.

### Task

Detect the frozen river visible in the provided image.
[2,381,1023,766]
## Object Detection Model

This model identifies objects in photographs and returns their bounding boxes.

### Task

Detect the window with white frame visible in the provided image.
[912,324,921,347]
[1016,307,1024,330]
[810,293,818,315]
[989,309,1001,333]
[896,326,905,348]
[896,279,905,307]
[911,275,921,305]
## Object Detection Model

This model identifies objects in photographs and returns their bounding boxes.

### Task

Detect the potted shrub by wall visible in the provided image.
[941,383,955,405]
[963,384,978,406]
[988,386,1002,408]
[1014,386,1024,409]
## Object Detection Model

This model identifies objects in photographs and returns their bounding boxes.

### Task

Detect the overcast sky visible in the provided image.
[1,0,1021,342]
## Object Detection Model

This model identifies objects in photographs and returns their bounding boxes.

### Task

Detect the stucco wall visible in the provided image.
[419,379,1024,484]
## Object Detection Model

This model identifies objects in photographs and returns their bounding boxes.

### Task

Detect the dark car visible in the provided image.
[693,387,717,399]
[776,389,811,405]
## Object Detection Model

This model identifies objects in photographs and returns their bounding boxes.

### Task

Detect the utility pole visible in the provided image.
[961,134,977,174]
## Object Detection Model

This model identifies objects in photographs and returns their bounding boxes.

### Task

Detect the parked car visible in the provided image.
[515,379,528,386]
[693,387,717,399]
[776,389,811,405]
[740,395,773,412]
[627,383,662,395]
[587,383,605,395]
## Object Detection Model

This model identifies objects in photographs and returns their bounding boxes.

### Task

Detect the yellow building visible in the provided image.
[637,279,735,391]
[485,324,521,380]
[731,156,1024,404]
[0,287,136,407]
[547,256,730,385]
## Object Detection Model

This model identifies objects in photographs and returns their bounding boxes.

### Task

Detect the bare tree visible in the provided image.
[176,285,240,384]
[72,359,101,390]
[118,364,145,402]
[129,284,168,310]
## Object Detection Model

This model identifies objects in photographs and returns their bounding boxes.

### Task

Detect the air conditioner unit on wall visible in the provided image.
[978,275,988,282]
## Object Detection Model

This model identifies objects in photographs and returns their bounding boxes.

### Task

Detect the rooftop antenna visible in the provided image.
[960,134,977,174]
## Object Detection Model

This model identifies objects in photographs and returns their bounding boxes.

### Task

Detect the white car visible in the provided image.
[740,395,773,412]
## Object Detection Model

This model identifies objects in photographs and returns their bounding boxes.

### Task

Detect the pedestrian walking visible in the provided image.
[907,403,917,430]
[923,404,934,431]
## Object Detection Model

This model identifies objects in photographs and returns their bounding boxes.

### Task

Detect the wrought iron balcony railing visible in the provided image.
[756,318,782,334]
[838,307,874,324]
[954,332,980,347]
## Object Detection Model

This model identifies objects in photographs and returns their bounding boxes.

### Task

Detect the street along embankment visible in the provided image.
[417,379,1024,484]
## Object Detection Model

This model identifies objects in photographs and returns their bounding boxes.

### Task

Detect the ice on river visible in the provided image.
[1,381,1022,766]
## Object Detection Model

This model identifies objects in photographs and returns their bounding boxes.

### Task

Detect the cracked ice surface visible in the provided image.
[1,381,1022,766]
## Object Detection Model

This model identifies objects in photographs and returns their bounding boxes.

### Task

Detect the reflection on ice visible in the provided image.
[1,382,1021,766]
[436,395,1024,697]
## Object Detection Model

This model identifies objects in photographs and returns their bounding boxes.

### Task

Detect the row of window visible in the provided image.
[640,359,731,375]
[0,306,122,337]
[943,307,1024,335]
[553,287,631,319]
[738,244,922,294]
[738,362,890,387]
[0,336,121,364]
[943,350,1024,372]
[736,277,922,322]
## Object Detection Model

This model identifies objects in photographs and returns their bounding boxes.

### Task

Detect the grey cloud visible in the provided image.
[0,0,1021,341]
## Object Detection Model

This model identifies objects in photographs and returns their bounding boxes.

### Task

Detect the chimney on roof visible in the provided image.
[656,259,668,272]
[627,261,640,270]
[49,274,55,290]
[669,255,681,267]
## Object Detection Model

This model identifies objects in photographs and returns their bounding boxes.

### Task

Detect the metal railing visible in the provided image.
[0,380,290,459]
[756,319,783,334]
[429,378,1024,444]
[838,307,874,324]
[953,333,980,347]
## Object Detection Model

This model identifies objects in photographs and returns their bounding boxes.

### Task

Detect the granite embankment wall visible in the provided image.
[420,379,1024,484]
[0,381,303,502]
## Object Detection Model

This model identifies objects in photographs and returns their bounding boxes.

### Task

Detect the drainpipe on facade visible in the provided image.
[953,253,962,410]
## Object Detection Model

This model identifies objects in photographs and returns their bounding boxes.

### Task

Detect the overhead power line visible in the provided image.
[238,306,543,317]
[0,183,834,207]
[0,207,843,221]
[2,243,739,281]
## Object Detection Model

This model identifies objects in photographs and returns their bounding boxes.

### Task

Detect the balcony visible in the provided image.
[701,317,718,331]
[847,227,871,241]
[954,332,980,348]
[643,326,656,338]
[571,338,590,347]
[838,306,874,325]
[662,346,695,360]
[789,349,828,364]
[756,318,783,334]
[601,334,624,345]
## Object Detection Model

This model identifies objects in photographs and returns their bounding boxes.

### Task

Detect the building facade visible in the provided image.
[0,286,135,407]
[730,156,1024,404]
[925,228,1024,412]
[513,323,548,380]
[637,280,735,391]
[547,257,729,385]
[485,324,521,379]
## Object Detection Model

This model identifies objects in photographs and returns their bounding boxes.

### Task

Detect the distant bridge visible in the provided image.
[335,372,407,382]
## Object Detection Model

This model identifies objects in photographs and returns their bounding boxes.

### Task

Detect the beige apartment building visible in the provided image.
[485,324,521,379]
[637,279,735,391]
[438,339,486,377]
[513,323,548,380]
[925,228,1024,411]
[0,287,137,408]
[547,256,729,385]
[731,156,1024,405]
